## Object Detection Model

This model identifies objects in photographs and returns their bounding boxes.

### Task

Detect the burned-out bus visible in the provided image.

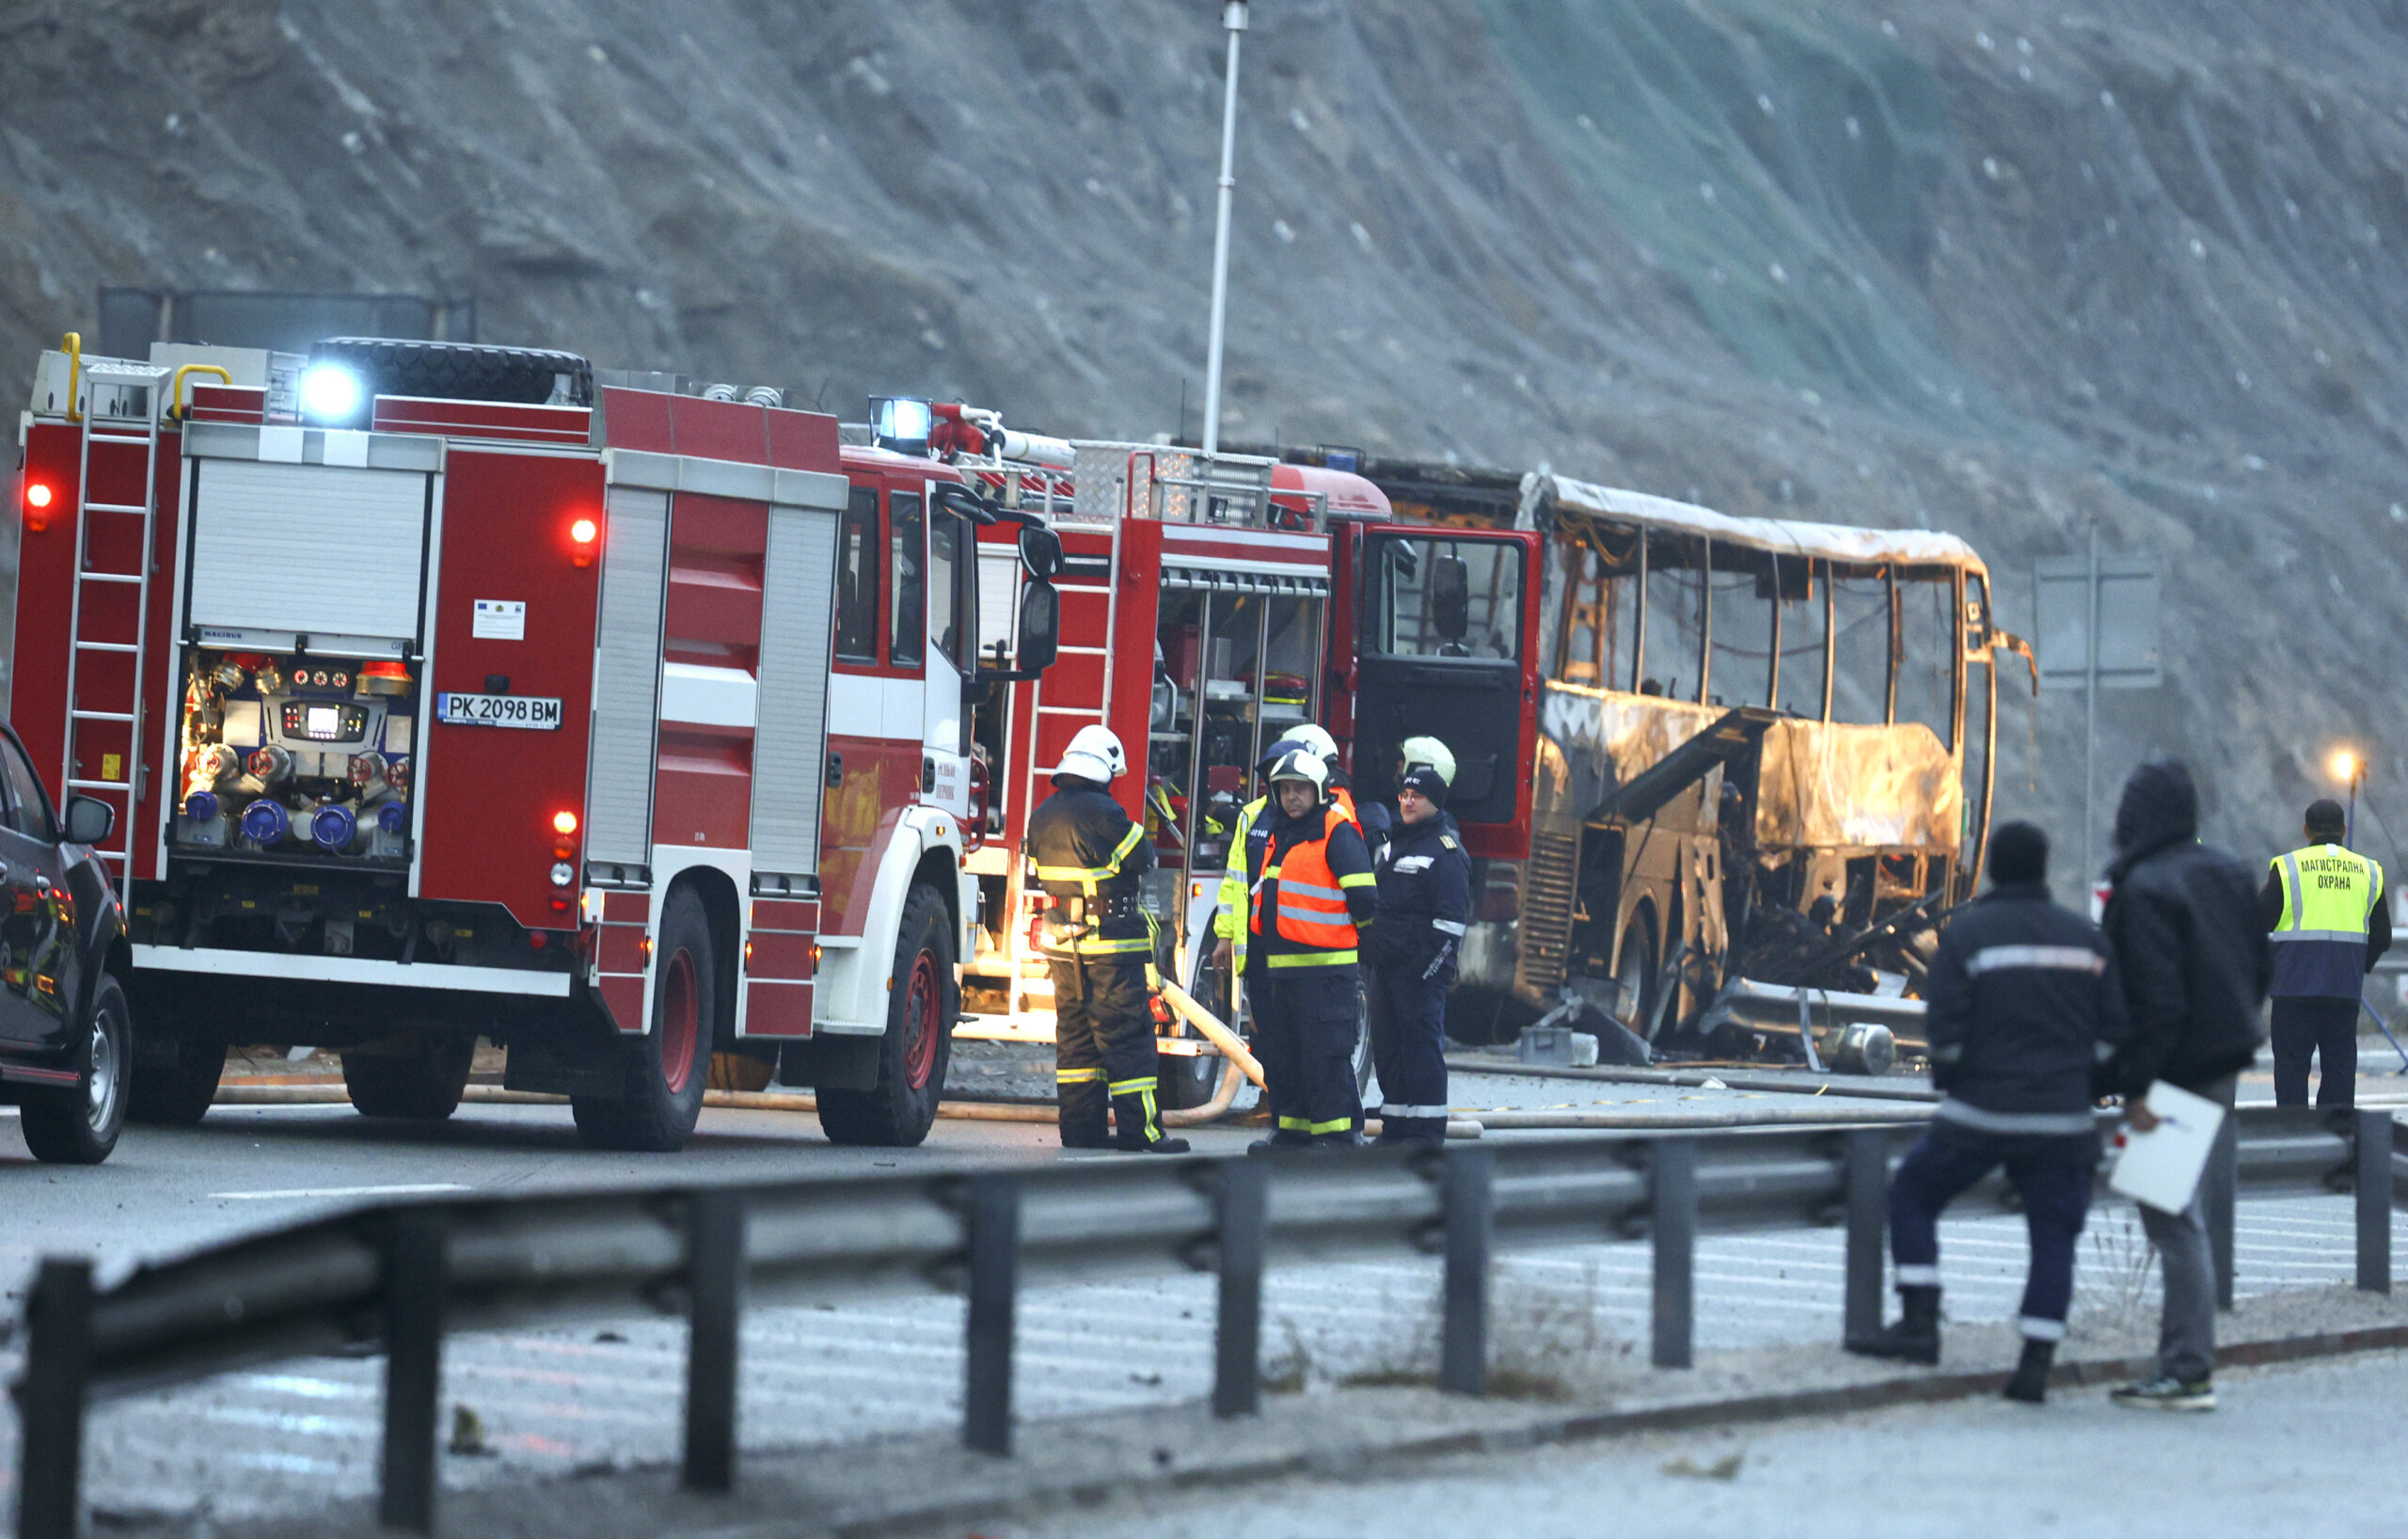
[1315,457,2024,1060]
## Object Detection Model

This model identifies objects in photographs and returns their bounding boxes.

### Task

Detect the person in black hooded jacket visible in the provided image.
[2099,757,2270,1413]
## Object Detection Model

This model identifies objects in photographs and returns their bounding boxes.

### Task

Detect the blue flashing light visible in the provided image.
[377,801,409,835]
[240,800,291,845]
[300,364,365,424]
[184,791,220,821]
[310,803,357,851]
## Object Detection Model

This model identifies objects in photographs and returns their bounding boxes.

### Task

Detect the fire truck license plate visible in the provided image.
[436,693,562,730]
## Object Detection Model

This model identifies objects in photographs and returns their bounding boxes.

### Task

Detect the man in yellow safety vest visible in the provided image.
[2259,798,2390,1109]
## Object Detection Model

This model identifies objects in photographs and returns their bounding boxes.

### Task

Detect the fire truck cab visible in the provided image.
[10,337,1059,1151]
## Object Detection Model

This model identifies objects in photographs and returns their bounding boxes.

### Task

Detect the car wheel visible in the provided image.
[21,974,130,1165]
[817,884,955,1147]
[342,1034,475,1120]
[573,886,716,1152]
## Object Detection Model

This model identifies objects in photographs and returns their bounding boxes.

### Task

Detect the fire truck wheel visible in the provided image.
[309,338,590,407]
[128,1034,228,1126]
[816,884,955,1148]
[1154,1051,1218,1111]
[573,887,717,1152]
[21,975,130,1165]
[341,1034,475,1120]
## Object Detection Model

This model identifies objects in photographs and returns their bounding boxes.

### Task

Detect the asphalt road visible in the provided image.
[990,1350,2408,1539]
[2,1059,2400,1528]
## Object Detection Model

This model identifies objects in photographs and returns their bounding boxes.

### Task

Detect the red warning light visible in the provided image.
[24,481,54,532]
[569,516,600,566]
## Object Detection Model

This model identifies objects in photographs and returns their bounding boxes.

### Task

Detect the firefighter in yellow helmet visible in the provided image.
[1244,748,1378,1150]
[1024,724,1187,1153]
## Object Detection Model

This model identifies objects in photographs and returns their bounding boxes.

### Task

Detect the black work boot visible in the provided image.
[2004,1338,2055,1404]
[1846,1284,1941,1366]
[1248,1129,1313,1155]
[1112,1089,1189,1154]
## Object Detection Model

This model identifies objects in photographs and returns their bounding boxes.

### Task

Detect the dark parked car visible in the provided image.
[0,722,131,1164]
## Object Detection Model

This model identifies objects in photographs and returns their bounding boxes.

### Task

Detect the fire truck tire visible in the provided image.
[816,884,955,1148]
[573,888,717,1152]
[341,1034,475,1120]
[310,338,591,406]
[21,976,130,1165]
[128,1034,228,1126]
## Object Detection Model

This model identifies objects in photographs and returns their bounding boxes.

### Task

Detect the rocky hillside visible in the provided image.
[7,0,2408,878]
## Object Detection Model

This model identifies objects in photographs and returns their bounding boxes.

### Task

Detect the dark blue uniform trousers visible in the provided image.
[1890,1128,2096,1341]
[1366,963,1450,1142]
[1250,967,1362,1142]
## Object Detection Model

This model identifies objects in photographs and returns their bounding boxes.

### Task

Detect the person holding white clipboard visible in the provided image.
[2099,759,2272,1413]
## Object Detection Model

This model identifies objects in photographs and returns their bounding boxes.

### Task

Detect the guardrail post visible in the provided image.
[1213,1158,1267,1418]
[1440,1148,1495,1397]
[2207,1113,2238,1310]
[1842,1129,1888,1344]
[2357,1109,2393,1294]
[379,1209,447,1535]
[963,1174,1020,1456]
[16,1258,93,1539]
[684,1190,746,1492]
[1651,1137,1697,1370]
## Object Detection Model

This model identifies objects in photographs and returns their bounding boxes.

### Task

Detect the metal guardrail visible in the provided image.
[12,1107,2404,1537]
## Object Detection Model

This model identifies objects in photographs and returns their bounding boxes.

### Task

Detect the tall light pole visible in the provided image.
[1199,0,1248,456]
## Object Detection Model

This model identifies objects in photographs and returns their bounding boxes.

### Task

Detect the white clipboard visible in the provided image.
[2107,1082,2226,1214]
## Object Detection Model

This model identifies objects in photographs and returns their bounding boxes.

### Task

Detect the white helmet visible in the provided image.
[1288,722,1339,762]
[1265,748,1328,794]
[1399,735,1457,786]
[1057,723,1128,783]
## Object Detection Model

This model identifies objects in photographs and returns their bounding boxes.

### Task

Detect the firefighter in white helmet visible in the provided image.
[1024,725,1187,1153]
[1212,723,1372,976]
[1244,748,1378,1150]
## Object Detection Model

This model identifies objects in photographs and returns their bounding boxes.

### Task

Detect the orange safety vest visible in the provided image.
[1332,785,1360,829]
[1251,805,1359,953]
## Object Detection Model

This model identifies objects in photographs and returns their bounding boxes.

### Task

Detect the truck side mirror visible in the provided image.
[64,795,114,847]
[1018,524,1062,580]
[1015,579,1060,673]
[1431,554,1471,643]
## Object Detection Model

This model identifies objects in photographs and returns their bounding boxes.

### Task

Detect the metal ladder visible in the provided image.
[64,362,169,902]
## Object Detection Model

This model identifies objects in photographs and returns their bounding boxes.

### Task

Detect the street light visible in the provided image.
[1199,0,1248,456]
[2331,747,2366,846]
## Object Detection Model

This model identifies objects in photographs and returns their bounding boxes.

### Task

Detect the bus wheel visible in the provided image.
[818,884,955,1148]
[1613,922,1658,1043]
[342,1034,475,1120]
[574,887,716,1152]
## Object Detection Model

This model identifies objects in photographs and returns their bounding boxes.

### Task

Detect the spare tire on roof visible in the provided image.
[309,338,594,408]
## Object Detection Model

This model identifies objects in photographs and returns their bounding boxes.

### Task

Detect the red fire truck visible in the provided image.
[10,336,1060,1151]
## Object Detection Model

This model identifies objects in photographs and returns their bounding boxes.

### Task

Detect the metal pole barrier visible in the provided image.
[1213,1158,1267,1418]
[683,1190,746,1492]
[2357,1108,2393,1294]
[378,1210,447,1535]
[1439,1148,1495,1397]
[1651,1137,1698,1370]
[15,1259,93,1539]
[963,1174,1021,1455]
[2207,1112,2238,1310]
[1842,1128,1889,1344]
